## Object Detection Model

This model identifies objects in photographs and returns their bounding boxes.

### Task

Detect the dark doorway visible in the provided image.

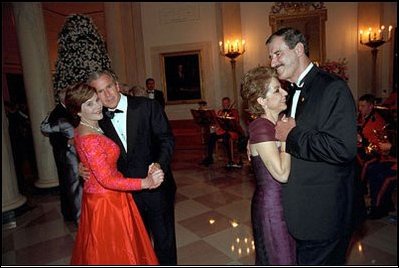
[4,73,38,195]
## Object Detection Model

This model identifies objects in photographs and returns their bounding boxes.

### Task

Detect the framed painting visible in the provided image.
[269,6,327,64]
[160,50,203,105]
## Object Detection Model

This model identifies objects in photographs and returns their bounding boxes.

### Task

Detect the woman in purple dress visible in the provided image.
[241,66,296,265]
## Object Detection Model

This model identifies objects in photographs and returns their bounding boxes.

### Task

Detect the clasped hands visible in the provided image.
[145,163,164,189]
[275,115,296,142]
[246,115,296,160]
[78,162,164,190]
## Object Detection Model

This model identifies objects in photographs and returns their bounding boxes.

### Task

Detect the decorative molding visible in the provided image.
[159,4,200,24]
[270,2,325,15]
[269,3,327,64]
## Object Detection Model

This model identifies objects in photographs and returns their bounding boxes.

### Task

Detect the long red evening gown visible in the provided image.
[70,132,158,265]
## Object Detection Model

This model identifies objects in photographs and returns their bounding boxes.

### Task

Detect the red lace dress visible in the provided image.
[70,133,158,265]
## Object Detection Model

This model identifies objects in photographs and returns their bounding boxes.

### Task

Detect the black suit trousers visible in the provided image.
[132,182,177,265]
[296,234,351,265]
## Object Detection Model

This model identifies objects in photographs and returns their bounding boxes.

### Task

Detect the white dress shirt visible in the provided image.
[290,62,314,118]
[109,94,128,152]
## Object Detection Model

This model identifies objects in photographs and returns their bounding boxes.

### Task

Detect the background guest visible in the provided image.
[146,77,166,108]
[40,87,82,224]
[201,97,246,168]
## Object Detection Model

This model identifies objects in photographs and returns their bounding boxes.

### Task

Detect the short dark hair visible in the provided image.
[146,78,155,84]
[65,82,97,127]
[266,27,309,56]
[359,94,375,105]
[87,69,118,84]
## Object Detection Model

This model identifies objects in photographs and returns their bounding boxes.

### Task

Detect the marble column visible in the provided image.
[2,104,27,212]
[12,3,59,188]
[104,2,146,86]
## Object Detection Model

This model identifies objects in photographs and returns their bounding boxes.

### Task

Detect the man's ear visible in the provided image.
[115,82,121,93]
[294,42,305,57]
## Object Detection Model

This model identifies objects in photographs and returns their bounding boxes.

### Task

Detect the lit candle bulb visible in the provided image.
[388,25,392,40]
[381,25,385,40]
[219,41,223,54]
[368,28,372,42]
[378,29,382,40]
[242,40,246,52]
[359,30,363,43]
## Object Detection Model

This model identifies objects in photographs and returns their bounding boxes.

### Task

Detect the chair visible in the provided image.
[215,136,236,161]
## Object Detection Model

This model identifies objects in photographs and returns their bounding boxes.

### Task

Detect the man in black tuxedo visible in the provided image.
[146,77,166,109]
[87,70,177,265]
[266,28,357,265]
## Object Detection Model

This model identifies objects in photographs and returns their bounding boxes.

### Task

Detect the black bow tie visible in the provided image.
[105,109,123,119]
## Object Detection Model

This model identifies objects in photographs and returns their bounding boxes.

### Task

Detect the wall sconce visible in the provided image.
[219,39,246,106]
[359,25,393,95]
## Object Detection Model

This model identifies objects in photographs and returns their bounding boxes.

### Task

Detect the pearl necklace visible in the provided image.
[80,118,104,134]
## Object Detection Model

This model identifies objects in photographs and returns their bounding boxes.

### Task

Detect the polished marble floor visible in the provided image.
[2,148,397,266]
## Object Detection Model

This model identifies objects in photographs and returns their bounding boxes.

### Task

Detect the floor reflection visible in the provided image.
[2,148,397,265]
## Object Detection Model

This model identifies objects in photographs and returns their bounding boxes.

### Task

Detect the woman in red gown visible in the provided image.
[65,83,163,265]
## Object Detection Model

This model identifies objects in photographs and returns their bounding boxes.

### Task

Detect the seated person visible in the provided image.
[355,94,393,218]
[362,141,397,219]
[381,89,397,110]
[197,100,208,110]
[201,97,247,168]
[356,94,387,165]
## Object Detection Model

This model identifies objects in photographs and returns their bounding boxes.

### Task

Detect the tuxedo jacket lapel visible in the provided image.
[295,66,318,119]
[126,99,136,154]
[295,91,307,119]
[285,86,295,117]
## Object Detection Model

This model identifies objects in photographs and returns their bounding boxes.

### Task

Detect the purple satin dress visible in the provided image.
[249,118,296,265]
